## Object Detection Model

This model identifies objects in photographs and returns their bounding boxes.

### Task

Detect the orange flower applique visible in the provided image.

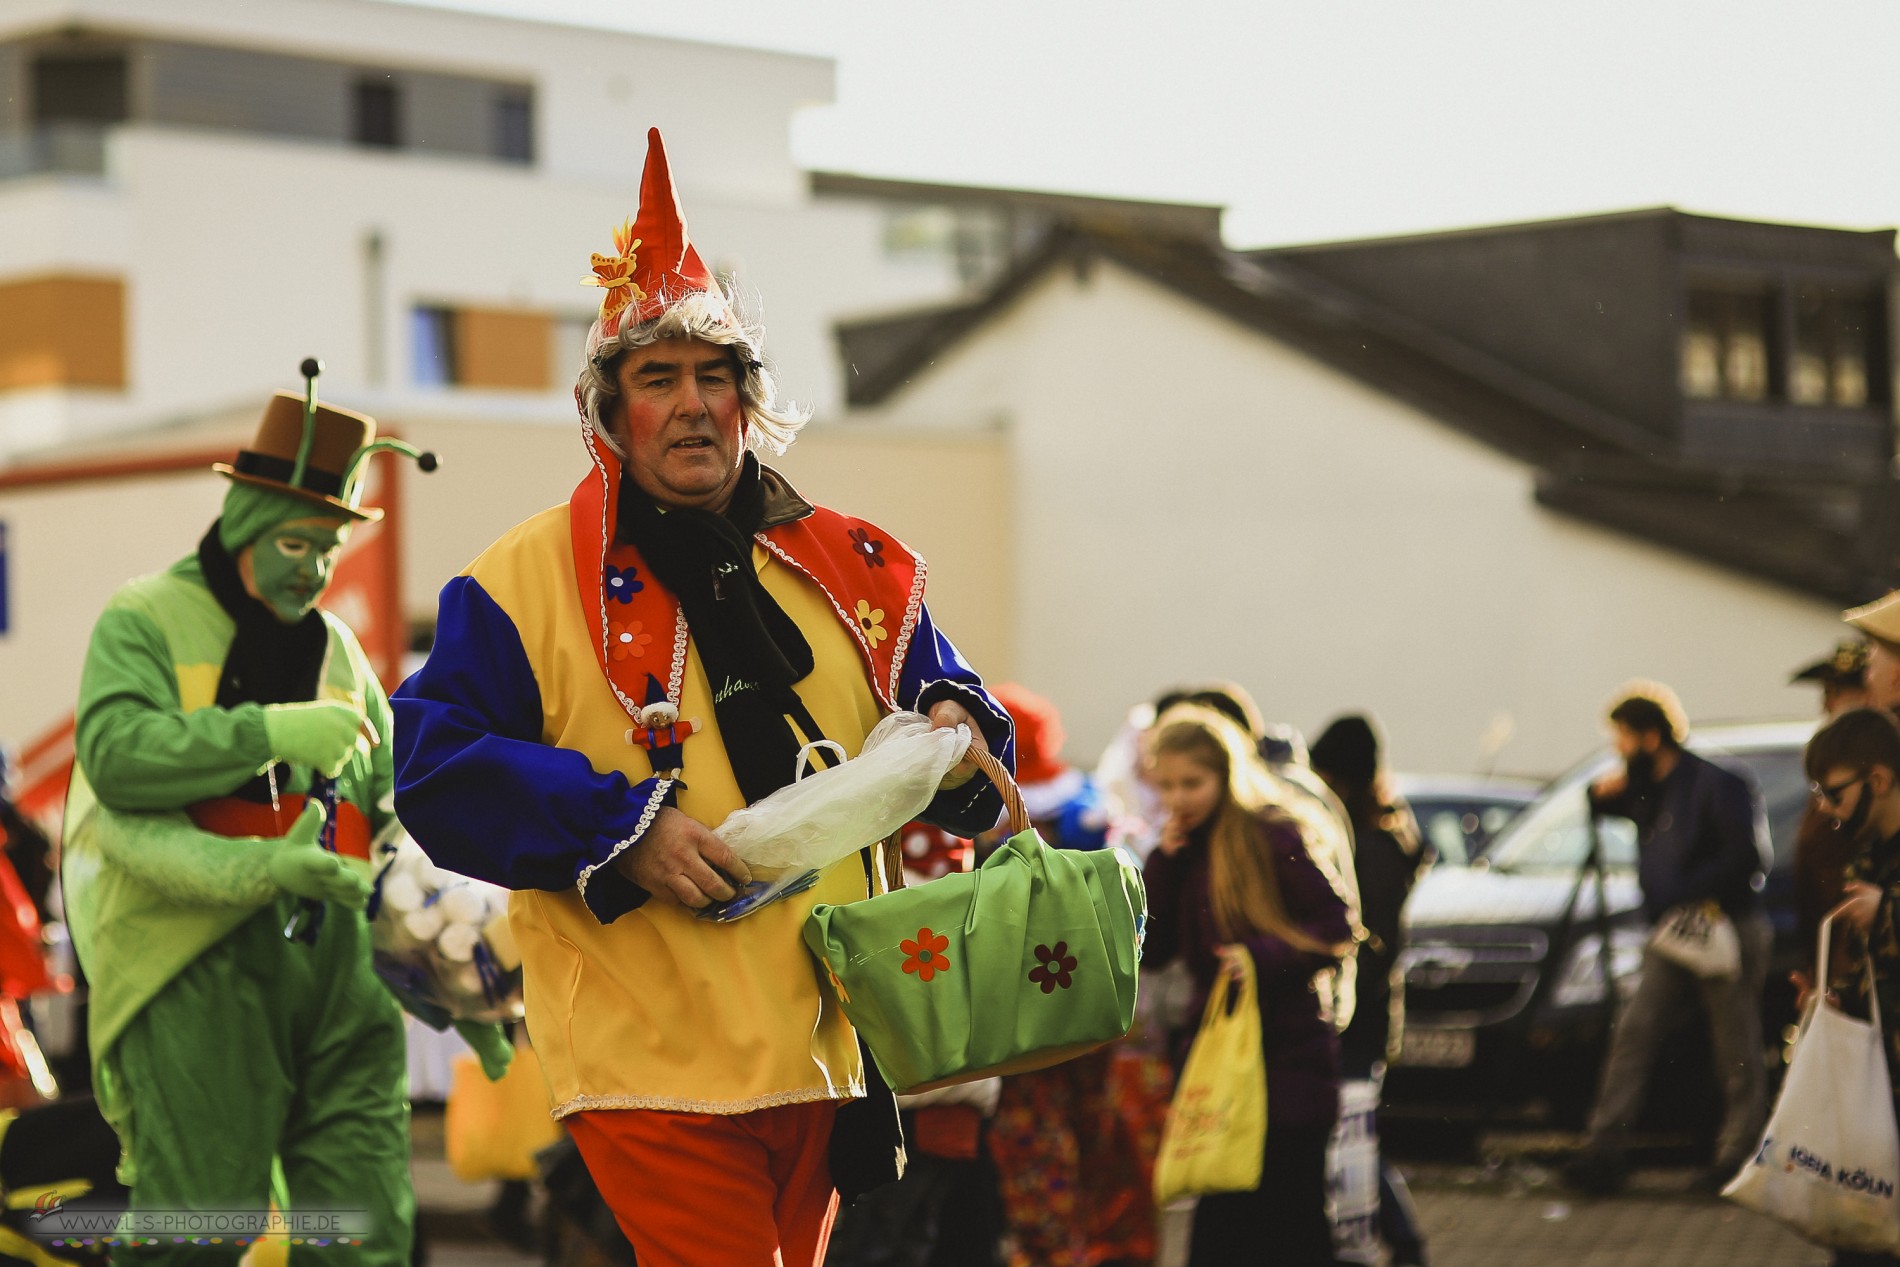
[586,219,648,332]
[854,599,889,647]
[609,618,652,662]
[901,927,951,983]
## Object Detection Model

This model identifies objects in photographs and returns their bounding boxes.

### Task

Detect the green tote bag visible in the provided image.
[803,749,1147,1095]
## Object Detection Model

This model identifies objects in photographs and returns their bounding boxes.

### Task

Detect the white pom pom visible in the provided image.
[404,907,444,942]
[437,923,480,963]
[381,874,424,913]
[439,885,486,925]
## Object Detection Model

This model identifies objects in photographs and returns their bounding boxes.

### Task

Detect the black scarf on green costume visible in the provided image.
[614,454,833,804]
[198,521,329,803]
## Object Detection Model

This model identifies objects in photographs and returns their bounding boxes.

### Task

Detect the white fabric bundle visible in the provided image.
[370,835,523,1024]
[714,711,972,871]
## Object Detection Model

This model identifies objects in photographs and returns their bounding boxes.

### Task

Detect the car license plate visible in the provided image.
[1397,1027,1475,1068]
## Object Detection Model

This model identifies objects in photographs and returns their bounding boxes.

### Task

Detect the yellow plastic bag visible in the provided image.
[445,1042,560,1182]
[1153,956,1266,1205]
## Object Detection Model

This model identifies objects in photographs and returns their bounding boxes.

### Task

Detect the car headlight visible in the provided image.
[1550,928,1647,1008]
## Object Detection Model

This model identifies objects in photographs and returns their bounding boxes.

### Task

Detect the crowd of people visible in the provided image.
[3,119,1900,1267]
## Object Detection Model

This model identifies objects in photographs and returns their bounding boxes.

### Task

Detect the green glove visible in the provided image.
[263,700,372,778]
[265,804,372,909]
[454,1019,516,1082]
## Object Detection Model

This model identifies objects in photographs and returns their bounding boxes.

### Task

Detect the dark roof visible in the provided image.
[810,171,1224,243]
[836,215,1900,605]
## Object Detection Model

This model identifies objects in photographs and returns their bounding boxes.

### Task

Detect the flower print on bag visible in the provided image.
[848,527,887,569]
[901,927,951,983]
[1028,941,1078,993]
[854,599,889,647]
[609,618,652,661]
[605,563,645,604]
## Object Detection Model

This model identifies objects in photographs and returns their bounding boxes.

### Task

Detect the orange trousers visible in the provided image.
[566,1101,840,1267]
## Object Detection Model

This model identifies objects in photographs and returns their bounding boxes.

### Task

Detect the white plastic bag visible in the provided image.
[1649,900,1742,980]
[1724,914,1900,1253]
[714,711,971,871]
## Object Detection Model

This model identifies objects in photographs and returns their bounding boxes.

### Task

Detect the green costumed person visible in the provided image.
[59,366,510,1267]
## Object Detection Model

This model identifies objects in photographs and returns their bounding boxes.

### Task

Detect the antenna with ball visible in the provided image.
[290,356,323,490]
[342,439,440,509]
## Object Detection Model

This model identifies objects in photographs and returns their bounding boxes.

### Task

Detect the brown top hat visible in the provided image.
[214,391,382,521]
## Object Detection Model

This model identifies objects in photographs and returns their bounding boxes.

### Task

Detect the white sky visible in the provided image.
[406,0,1899,250]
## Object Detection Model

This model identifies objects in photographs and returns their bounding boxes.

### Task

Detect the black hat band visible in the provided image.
[232,450,344,498]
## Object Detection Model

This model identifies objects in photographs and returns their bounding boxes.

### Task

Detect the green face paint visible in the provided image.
[239,517,351,622]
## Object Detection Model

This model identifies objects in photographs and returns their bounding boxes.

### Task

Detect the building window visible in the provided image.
[0,273,127,390]
[1793,285,1883,409]
[32,54,129,125]
[411,305,553,389]
[552,313,593,380]
[493,89,534,164]
[882,205,1013,289]
[353,78,401,148]
[411,306,457,385]
[1682,287,1774,402]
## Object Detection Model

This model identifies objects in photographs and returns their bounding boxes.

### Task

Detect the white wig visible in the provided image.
[577,287,807,457]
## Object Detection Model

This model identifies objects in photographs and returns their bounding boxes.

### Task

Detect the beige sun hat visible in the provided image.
[1844,590,1900,645]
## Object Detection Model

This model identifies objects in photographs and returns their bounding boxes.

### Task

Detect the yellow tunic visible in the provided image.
[468,506,884,1116]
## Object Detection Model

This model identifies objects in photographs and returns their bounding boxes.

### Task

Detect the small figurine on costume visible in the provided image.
[59,363,503,1267]
[626,675,699,781]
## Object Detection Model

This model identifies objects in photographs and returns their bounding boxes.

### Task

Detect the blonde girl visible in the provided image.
[1142,705,1353,1267]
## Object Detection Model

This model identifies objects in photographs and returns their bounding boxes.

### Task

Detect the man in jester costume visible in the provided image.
[60,382,504,1266]
[392,128,1015,1267]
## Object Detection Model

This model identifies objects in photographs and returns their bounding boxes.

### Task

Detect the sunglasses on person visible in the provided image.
[1812,772,1868,808]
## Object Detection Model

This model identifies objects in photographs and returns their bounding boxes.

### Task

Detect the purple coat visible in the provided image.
[1142,813,1351,1126]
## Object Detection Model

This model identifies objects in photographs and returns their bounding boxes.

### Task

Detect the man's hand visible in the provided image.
[263,700,378,777]
[615,807,753,909]
[266,803,372,908]
[1834,881,1883,936]
[1591,768,1628,800]
[928,698,990,790]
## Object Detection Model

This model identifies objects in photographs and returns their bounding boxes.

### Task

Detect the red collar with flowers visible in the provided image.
[567,413,926,738]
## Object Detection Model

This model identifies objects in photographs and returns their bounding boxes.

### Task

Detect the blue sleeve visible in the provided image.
[1057,776,1111,852]
[897,600,1015,837]
[391,576,670,923]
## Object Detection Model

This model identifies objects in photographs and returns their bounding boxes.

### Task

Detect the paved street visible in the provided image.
[414,1149,1836,1267]
[1398,1161,1829,1267]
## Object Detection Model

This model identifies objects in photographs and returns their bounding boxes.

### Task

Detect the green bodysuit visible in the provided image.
[64,540,411,1267]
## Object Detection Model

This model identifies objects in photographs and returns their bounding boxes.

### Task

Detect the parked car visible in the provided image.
[1384,721,1813,1130]
[1393,774,1541,868]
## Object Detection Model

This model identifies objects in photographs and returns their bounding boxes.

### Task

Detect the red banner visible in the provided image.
[321,454,405,689]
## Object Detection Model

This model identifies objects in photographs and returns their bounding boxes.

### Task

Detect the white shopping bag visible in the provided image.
[1723,914,1900,1253]
[1649,900,1742,980]
[1327,1076,1382,1265]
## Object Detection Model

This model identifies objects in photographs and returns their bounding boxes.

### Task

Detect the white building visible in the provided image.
[0,0,1087,747]
[0,0,1013,460]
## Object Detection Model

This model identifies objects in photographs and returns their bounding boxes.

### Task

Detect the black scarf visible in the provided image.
[199,521,331,803]
[616,455,831,803]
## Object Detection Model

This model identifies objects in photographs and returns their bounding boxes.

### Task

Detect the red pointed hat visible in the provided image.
[585,127,727,356]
